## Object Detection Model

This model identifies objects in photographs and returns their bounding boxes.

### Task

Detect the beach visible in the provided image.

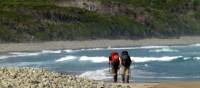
[0,67,156,88]
[1,36,200,88]
[1,36,200,52]
[1,67,200,88]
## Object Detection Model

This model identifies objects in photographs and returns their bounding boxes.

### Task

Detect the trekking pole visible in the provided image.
[131,61,135,83]
[109,63,111,72]
[130,65,132,83]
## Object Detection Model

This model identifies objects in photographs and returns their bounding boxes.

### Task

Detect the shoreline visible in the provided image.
[1,67,200,88]
[1,36,200,52]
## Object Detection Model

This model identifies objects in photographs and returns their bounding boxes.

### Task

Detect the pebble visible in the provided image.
[0,67,131,88]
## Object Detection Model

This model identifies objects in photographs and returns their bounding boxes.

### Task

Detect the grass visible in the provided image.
[0,0,199,42]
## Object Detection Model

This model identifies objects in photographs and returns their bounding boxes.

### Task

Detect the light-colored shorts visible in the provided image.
[122,67,130,76]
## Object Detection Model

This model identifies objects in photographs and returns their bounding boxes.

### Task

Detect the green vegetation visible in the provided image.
[0,0,200,42]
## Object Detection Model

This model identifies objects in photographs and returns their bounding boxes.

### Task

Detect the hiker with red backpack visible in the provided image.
[120,50,132,83]
[109,51,120,82]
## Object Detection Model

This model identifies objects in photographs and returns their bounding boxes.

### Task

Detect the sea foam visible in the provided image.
[132,56,182,62]
[149,48,179,53]
[56,56,77,62]
[42,50,62,54]
[79,56,108,63]
[55,55,182,63]
[0,52,41,59]
[79,68,111,80]
[189,43,200,47]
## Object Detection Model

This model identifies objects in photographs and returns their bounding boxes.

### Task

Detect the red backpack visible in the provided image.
[109,51,119,64]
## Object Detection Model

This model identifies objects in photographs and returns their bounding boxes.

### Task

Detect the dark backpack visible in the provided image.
[121,51,132,68]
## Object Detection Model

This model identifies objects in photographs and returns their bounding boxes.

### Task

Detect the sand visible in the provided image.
[1,36,200,52]
[152,81,200,88]
[112,83,159,88]
[97,82,200,88]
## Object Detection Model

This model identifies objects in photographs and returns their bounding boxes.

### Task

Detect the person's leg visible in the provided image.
[112,66,118,82]
[125,67,130,83]
[126,75,129,83]
[114,74,117,82]
[122,74,125,83]
[121,66,125,83]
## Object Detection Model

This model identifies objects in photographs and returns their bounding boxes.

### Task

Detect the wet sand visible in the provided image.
[149,81,200,88]
[1,36,200,52]
[108,81,200,88]
[112,83,159,88]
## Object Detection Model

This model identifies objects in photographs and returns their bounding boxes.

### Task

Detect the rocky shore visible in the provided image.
[0,67,131,88]
[1,67,199,88]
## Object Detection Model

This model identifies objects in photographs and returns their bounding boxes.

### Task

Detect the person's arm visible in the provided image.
[119,56,122,67]
[129,56,133,65]
[109,56,112,64]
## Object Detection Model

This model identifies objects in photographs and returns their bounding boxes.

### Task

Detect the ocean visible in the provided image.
[1,44,200,82]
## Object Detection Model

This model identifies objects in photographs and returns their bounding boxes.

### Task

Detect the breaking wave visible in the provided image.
[0,50,63,59]
[149,48,179,53]
[41,50,62,54]
[79,68,111,80]
[79,56,108,63]
[0,52,41,59]
[55,56,77,62]
[63,45,170,53]
[55,55,184,63]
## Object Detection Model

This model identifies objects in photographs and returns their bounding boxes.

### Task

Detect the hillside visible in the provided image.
[0,0,200,42]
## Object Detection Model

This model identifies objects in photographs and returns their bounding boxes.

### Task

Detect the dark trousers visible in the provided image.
[111,64,119,82]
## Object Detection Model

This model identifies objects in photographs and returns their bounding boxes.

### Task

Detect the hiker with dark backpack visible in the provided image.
[109,51,120,82]
[120,50,132,83]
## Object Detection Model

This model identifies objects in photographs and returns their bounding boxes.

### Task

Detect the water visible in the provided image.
[1,44,200,82]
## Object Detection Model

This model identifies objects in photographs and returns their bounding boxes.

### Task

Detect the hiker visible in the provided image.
[120,50,132,83]
[109,51,120,82]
